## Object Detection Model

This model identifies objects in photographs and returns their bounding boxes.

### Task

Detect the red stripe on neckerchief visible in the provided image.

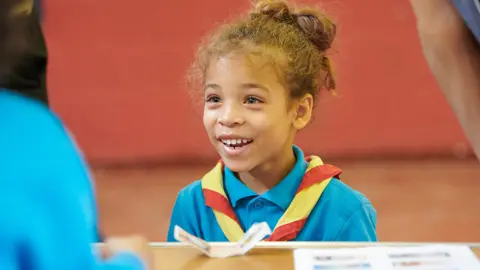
[202,156,342,242]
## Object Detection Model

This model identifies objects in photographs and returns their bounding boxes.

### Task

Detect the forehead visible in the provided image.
[205,50,287,85]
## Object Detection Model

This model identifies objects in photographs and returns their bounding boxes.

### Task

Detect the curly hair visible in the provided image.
[188,0,337,103]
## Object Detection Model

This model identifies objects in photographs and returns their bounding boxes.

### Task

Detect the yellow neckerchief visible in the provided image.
[201,156,342,241]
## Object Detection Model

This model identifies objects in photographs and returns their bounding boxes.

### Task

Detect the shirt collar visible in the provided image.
[224,145,308,210]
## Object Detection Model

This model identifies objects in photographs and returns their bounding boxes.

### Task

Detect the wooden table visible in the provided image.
[150,242,480,270]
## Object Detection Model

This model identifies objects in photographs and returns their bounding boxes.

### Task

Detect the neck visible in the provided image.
[237,146,297,195]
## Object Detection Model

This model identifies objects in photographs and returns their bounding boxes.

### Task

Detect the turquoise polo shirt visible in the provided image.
[167,145,377,242]
[0,90,144,270]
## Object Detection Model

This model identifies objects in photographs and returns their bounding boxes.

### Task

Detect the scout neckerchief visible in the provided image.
[202,156,342,242]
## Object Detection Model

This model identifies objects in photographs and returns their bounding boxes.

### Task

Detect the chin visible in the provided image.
[221,158,256,173]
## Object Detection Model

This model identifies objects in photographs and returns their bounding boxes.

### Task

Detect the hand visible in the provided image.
[104,235,154,270]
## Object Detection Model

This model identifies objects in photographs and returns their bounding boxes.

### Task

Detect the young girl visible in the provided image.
[168,0,377,242]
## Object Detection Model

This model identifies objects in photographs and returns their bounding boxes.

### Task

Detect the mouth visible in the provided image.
[217,137,253,156]
[220,138,253,149]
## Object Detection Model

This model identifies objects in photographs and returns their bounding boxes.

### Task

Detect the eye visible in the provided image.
[205,95,221,103]
[244,96,262,104]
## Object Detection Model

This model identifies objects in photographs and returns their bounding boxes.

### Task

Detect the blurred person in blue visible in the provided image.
[0,0,154,269]
[410,0,480,160]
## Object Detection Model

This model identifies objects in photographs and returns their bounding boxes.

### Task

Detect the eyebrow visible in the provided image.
[240,83,269,92]
[204,83,269,92]
[204,83,220,91]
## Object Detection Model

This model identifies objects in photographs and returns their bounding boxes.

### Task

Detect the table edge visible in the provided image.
[147,242,480,249]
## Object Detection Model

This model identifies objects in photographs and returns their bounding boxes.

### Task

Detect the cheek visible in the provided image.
[246,111,270,130]
[203,110,215,131]
[250,110,291,135]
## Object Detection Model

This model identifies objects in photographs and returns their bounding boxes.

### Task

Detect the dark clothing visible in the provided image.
[0,2,48,105]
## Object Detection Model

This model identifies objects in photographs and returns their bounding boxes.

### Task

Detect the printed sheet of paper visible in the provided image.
[294,245,480,270]
[294,247,391,270]
[174,222,272,258]
[382,245,480,270]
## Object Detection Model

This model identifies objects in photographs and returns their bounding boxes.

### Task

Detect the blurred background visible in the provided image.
[41,0,479,241]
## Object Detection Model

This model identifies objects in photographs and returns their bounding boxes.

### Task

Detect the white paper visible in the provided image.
[294,245,480,270]
[382,245,480,270]
[174,222,272,258]
[294,247,391,270]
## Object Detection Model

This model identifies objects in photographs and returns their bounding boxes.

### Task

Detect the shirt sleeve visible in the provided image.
[167,185,203,242]
[167,192,189,242]
[333,203,378,242]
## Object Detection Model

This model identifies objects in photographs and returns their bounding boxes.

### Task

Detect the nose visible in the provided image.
[218,103,244,127]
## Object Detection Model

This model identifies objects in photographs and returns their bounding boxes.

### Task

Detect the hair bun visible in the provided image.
[254,0,293,22]
[252,1,336,52]
[295,10,336,52]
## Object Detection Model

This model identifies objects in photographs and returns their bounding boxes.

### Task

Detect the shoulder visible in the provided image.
[173,180,206,208]
[313,178,376,241]
[0,90,85,172]
[320,177,376,220]
[326,178,372,205]
[0,91,82,161]
[0,91,65,139]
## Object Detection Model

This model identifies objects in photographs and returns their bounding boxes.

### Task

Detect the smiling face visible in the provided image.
[203,52,313,173]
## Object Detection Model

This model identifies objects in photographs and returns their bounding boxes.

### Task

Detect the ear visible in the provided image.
[292,93,314,130]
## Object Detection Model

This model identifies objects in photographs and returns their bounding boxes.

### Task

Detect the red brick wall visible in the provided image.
[43,0,470,164]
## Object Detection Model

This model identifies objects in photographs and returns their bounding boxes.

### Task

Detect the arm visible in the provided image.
[333,203,377,241]
[410,0,480,159]
[167,188,201,242]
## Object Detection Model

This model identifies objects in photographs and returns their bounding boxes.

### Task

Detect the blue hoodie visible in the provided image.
[0,90,145,270]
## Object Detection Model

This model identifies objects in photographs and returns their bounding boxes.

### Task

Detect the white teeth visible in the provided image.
[221,139,252,145]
